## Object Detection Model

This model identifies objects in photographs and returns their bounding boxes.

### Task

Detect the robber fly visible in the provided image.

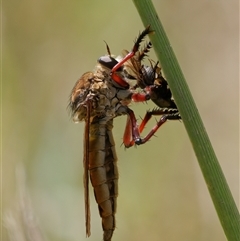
[69,24,183,240]
[69,26,172,241]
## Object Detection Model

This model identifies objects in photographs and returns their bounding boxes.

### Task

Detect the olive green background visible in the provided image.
[2,1,239,241]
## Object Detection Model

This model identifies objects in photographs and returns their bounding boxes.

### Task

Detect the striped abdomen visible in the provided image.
[88,120,118,241]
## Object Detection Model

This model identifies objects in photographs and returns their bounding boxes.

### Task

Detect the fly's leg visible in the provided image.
[123,108,181,148]
[123,109,140,148]
[131,92,150,102]
[112,25,153,73]
[110,25,153,88]
[139,108,180,133]
[136,111,180,145]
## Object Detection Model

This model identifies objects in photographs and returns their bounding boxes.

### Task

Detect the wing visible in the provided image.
[84,101,91,237]
[69,72,93,236]
[122,49,142,81]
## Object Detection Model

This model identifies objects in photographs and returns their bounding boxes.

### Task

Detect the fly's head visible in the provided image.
[97,48,130,90]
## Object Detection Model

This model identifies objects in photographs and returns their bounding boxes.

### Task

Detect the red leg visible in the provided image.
[139,108,180,132]
[110,26,153,88]
[123,109,141,148]
[131,92,150,102]
[123,108,180,148]
[123,115,134,147]
[137,112,180,145]
[111,72,130,89]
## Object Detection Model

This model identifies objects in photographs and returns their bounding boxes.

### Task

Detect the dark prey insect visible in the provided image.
[122,41,181,147]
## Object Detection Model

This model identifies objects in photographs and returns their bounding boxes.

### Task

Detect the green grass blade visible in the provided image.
[133,0,240,240]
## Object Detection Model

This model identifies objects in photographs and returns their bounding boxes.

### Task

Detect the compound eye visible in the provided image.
[98,56,122,70]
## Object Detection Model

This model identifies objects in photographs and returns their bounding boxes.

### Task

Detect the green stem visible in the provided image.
[133,0,240,240]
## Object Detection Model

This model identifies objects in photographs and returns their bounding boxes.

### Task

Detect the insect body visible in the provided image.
[69,26,181,240]
[69,26,156,240]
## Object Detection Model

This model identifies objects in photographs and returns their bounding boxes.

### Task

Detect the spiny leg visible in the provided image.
[131,91,150,102]
[111,26,153,83]
[138,41,152,61]
[139,108,180,133]
[123,108,181,148]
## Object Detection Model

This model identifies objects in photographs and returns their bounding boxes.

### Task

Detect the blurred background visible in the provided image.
[2,1,239,241]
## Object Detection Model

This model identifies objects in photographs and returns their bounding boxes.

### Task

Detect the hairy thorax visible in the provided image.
[70,64,132,124]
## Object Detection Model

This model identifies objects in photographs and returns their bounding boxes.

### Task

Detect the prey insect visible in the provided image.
[122,40,181,147]
[69,26,180,240]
